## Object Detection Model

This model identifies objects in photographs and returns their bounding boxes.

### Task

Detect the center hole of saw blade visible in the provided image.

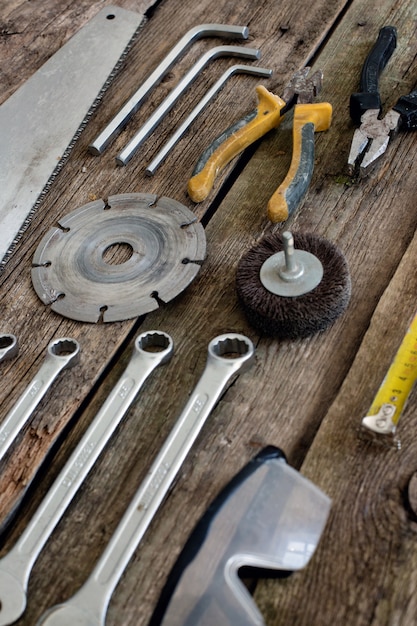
[102,242,134,265]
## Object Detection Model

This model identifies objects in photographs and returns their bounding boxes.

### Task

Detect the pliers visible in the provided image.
[187,67,332,222]
[348,26,417,177]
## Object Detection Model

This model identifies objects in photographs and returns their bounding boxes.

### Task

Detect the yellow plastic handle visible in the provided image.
[267,102,332,222]
[188,86,286,203]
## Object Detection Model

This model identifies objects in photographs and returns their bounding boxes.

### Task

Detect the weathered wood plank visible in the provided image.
[0,0,350,527]
[1,0,417,624]
[254,220,417,626]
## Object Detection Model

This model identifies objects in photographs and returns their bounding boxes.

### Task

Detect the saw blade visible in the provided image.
[0,6,145,269]
[31,193,206,323]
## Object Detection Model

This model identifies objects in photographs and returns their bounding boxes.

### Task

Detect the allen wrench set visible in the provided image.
[88,22,272,169]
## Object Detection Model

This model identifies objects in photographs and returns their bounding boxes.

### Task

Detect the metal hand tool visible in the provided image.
[187,67,332,223]
[0,330,173,626]
[146,64,272,175]
[0,334,18,363]
[115,45,261,166]
[88,23,250,155]
[151,446,331,626]
[31,193,206,323]
[348,26,417,177]
[361,312,417,444]
[0,6,144,269]
[37,333,255,626]
[0,338,80,462]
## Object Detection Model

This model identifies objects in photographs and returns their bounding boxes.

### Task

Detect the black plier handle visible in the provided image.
[349,26,397,126]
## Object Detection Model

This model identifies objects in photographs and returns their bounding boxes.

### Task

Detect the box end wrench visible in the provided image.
[0,330,173,626]
[0,334,18,363]
[0,338,80,462]
[36,333,255,626]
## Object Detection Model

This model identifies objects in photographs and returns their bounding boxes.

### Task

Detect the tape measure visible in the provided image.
[362,312,417,437]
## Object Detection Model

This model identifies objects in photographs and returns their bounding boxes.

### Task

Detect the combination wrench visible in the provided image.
[0,337,80,462]
[0,330,174,626]
[0,334,18,363]
[36,333,255,626]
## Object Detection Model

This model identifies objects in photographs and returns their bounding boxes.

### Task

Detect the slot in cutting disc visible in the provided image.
[31,193,206,323]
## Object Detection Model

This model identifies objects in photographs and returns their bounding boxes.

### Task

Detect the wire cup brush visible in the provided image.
[236,231,351,339]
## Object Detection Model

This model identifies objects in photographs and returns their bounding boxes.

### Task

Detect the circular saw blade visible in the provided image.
[31,193,206,323]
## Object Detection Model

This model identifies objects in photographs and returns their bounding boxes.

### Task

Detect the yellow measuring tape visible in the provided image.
[362,312,417,437]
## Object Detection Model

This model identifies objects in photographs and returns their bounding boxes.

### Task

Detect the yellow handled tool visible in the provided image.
[188,86,286,202]
[267,102,332,222]
[362,312,417,441]
[188,67,331,222]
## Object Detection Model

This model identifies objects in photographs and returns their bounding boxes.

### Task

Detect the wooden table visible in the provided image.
[1,0,417,624]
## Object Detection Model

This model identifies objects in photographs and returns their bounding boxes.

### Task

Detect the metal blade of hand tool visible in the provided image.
[0,5,145,269]
[31,193,206,323]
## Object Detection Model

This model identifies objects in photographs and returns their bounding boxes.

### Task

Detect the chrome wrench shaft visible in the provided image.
[88,23,249,155]
[0,337,80,462]
[115,46,261,166]
[37,333,255,626]
[0,330,173,626]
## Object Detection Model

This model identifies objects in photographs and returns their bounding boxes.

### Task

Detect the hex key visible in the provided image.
[88,23,249,155]
[146,64,272,175]
[115,44,261,166]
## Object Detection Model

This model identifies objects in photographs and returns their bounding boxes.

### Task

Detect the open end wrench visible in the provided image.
[88,23,250,155]
[36,333,255,626]
[0,337,80,462]
[0,330,174,626]
[0,334,18,363]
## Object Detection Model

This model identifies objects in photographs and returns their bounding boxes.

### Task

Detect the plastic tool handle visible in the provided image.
[350,25,397,125]
[151,446,332,626]
[393,88,417,131]
[187,86,286,203]
[267,102,332,223]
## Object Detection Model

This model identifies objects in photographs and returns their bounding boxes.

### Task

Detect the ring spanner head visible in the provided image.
[0,334,18,363]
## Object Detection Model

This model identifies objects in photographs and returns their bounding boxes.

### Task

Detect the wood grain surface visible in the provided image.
[1,0,417,624]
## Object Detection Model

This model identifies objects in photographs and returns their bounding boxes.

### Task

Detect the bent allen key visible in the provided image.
[0,337,80,462]
[37,333,254,626]
[348,26,417,177]
[88,23,250,155]
[0,330,173,626]
[115,45,261,166]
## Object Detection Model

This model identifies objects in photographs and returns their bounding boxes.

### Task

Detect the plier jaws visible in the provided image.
[348,25,417,178]
[348,108,401,176]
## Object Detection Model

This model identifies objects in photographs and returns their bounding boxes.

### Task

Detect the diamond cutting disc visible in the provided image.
[31,193,206,323]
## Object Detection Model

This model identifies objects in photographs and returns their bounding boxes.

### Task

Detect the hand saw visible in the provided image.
[0,6,145,270]
[149,446,331,626]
